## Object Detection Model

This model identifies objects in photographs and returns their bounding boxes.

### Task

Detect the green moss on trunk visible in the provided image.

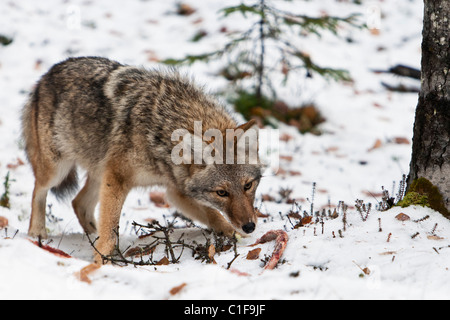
[398,177,449,218]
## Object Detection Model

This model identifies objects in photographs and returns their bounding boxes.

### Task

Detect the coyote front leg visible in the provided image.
[94,167,130,264]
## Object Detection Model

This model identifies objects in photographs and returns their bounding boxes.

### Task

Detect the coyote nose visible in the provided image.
[242,222,255,234]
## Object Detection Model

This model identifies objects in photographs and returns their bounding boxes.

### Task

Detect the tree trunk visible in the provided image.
[408,0,450,211]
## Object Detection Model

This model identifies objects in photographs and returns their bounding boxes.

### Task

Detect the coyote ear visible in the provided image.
[235,119,259,142]
[236,119,257,132]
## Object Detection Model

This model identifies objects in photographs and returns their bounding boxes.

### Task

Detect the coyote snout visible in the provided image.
[21,57,262,264]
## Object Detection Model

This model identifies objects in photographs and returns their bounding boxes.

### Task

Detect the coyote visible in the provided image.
[22,57,262,263]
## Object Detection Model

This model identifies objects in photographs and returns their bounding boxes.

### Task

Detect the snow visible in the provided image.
[1,0,449,300]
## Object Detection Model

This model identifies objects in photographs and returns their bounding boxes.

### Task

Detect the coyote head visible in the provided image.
[180,120,263,234]
[186,162,262,234]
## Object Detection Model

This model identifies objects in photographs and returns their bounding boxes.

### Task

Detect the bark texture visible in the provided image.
[408,0,450,211]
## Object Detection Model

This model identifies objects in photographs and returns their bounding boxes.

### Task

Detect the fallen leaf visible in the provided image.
[330,208,339,219]
[216,244,232,252]
[427,235,444,241]
[393,137,410,145]
[280,155,293,162]
[288,211,302,220]
[6,157,24,169]
[372,102,384,109]
[156,256,170,265]
[0,216,8,228]
[261,194,275,202]
[302,216,313,224]
[149,192,170,208]
[124,245,155,258]
[294,215,313,228]
[326,146,339,152]
[275,167,287,176]
[368,139,383,152]
[362,190,385,198]
[370,28,380,36]
[76,263,101,284]
[379,251,397,255]
[207,244,217,264]
[279,133,294,142]
[353,261,371,275]
[246,248,261,260]
[255,207,269,218]
[177,3,196,16]
[170,283,187,295]
[395,213,410,221]
[34,59,43,70]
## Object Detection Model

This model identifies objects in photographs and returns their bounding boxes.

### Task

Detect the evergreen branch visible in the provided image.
[219,4,263,18]
[286,44,352,82]
[282,13,362,37]
[162,51,220,65]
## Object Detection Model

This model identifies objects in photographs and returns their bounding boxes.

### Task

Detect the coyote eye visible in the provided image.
[216,190,229,197]
[244,181,253,191]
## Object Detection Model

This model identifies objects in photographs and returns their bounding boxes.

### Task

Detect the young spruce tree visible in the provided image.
[164,0,361,132]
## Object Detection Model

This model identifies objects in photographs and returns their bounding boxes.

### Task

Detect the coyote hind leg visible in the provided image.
[28,161,75,239]
[28,181,50,239]
[72,175,100,234]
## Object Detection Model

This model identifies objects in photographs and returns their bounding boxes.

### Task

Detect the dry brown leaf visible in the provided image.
[207,244,217,264]
[6,157,24,169]
[427,235,444,241]
[373,102,384,109]
[170,283,187,295]
[326,146,339,152]
[246,248,261,260]
[395,213,410,221]
[156,256,170,265]
[149,192,170,208]
[125,245,155,258]
[379,251,397,256]
[353,261,371,275]
[76,263,101,284]
[294,215,313,228]
[177,3,196,15]
[261,194,275,202]
[280,155,293,162]
[362,267,371,275]
[393,137,410,145]
[362,190,385,198]
[302,216,313,225]
[370,28,381,36]
[279,133,294,142]
[368,139,383,152]
[0,216,8,229]
[255,207,269,218]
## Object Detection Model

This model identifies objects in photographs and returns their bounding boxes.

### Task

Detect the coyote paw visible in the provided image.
[28,227,48,240]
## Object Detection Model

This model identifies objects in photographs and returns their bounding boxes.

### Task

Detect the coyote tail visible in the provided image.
[50,168,79,201]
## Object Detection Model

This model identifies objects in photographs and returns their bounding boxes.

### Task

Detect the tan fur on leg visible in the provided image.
[94,166,130,264]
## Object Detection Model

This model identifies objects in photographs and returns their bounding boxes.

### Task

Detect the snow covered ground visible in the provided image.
[1,0,449,300]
